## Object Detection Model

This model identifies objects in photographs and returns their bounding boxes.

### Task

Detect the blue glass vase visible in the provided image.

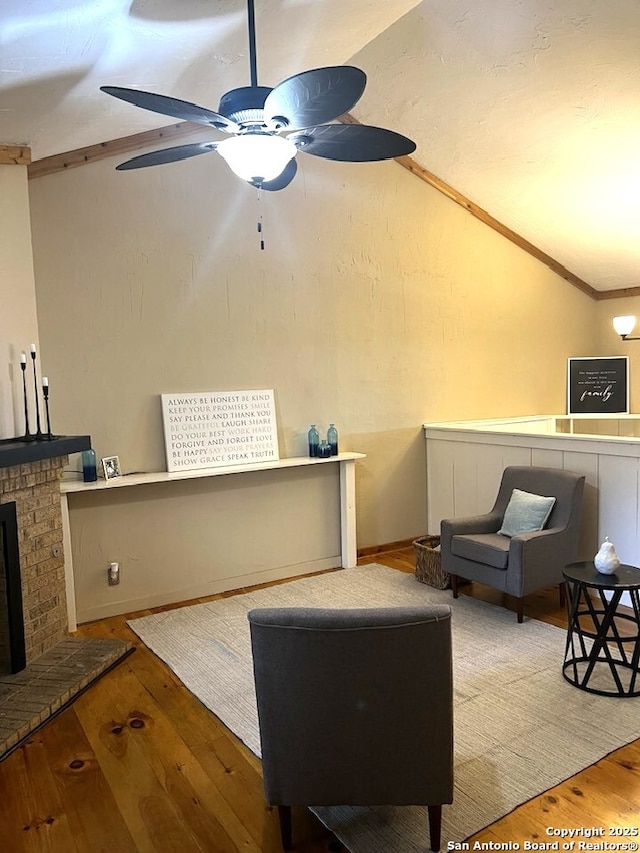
[308,425,320,458]
[82,448,97,482]
[327,423,339,455]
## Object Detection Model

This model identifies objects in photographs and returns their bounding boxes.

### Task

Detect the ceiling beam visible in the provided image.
[594,286,640,300]
[0,145,31,165]
[27,123,210,180]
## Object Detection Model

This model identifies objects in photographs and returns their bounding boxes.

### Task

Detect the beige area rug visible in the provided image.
[128,565,640,850]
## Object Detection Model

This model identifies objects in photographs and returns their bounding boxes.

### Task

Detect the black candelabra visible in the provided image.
[20,353,32,441]
[30,345,43,439]
[19,345,54,441]
[42,377,52,440]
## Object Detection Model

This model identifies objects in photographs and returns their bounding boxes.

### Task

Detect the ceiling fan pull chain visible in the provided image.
[257,185,265,250]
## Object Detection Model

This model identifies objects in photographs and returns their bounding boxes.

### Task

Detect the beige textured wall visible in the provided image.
[596,296,640,411]
[0,165,40,439]
[28,145,596,554]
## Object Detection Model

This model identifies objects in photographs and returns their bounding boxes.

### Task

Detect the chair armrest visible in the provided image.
[507,525,575,593]
[509,527,569,556]
[441,513,502,537]
[441,513,502,553]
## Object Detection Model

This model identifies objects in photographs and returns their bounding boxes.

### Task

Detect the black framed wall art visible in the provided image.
[567,357,629,415]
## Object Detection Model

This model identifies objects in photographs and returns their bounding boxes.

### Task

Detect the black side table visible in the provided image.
[562,561,640,697]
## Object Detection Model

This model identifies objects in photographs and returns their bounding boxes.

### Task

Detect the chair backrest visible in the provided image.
[492,466,585,531]
[248,605,453,807]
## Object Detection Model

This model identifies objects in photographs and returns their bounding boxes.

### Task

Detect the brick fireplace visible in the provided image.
[0,456,68,666]
[0,436,133,759]
[0,436,90,670]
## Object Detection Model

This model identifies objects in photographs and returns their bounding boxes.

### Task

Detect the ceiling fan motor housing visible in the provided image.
[218,86,272,127]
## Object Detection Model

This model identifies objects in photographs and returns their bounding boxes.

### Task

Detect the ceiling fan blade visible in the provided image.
[249,158,298,191]
[289,123,416,162]
[264,66,366,131]
[115,142,218,171]
[101,86,239,131]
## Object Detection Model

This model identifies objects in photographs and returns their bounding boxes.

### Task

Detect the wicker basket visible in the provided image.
[413,535,450,589]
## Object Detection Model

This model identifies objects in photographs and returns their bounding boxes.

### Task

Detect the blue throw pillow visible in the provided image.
[498,488,556,537]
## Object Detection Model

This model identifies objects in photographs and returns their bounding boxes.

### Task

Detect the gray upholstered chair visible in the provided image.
[441,466,585,622]
[248,605,453,852]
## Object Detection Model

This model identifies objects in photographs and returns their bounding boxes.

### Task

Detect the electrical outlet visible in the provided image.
[108,562,120,585]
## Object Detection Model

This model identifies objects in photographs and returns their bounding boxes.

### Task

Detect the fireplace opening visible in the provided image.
[0,501,25,674]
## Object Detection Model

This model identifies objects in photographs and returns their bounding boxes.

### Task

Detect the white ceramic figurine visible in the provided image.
[593,537,621,575]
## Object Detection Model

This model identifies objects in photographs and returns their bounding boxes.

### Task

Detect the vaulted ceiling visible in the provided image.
[2,0,639,294]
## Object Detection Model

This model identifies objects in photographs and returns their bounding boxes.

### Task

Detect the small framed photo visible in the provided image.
[101,455,121,480]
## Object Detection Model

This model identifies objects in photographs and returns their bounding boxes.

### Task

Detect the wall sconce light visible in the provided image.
[613,315,640,340]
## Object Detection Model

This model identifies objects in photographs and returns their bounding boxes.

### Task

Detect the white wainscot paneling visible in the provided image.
[440,438,531,525]
[597,454,639,566]
[562,450,599,560]
[426,439,455,533]
[531,448,564,469]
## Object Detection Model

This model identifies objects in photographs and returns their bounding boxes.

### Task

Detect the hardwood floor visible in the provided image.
[0,548,638,852]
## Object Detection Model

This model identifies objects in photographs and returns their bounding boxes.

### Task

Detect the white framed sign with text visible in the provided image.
[161,389,279,472]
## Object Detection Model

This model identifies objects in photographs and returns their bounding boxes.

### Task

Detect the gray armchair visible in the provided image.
[441,466,585,622]
[248,605,453,852]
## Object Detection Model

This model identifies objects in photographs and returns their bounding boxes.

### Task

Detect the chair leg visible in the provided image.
[277,805,293,851]
[559,581,566,608]
[516,597,524,623]
[427,804,442,851]
[450,574,459,599]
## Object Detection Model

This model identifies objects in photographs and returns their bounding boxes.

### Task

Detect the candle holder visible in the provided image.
[42,380,53,441]
[20,357,33,442]
[30,347,43,439]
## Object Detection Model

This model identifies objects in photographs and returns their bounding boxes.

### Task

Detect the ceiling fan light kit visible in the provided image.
[100,0,416,191]
[216,134,297,183]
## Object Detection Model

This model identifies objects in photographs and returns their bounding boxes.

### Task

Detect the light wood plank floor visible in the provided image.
[0,548,638,852]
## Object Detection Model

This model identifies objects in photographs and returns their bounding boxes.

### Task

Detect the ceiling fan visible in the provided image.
[101,0,416,191]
